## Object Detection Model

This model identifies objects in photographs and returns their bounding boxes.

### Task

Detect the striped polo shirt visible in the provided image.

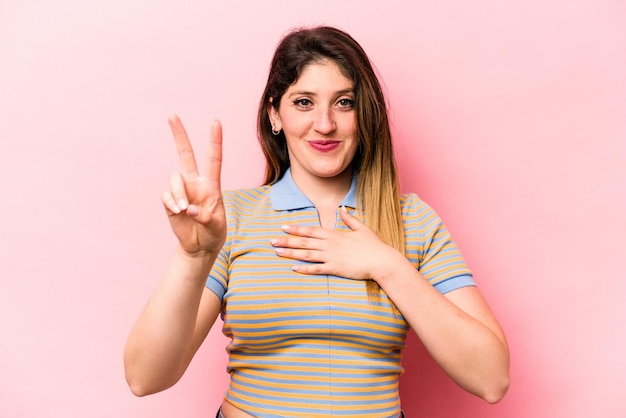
[206,170,475,417]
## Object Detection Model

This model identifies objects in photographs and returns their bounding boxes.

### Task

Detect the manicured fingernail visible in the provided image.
[178,199,188,210]
[281,225,290,231]
[341,205,347,212]
[275,248,285,255]
[292,264,300,272]
[270,239,278,246]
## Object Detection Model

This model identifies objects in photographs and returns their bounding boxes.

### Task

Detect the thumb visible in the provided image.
[186,204,201,218]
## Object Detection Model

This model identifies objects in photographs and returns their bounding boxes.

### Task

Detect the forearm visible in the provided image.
[124,245,218,395]
[374,251,510,403]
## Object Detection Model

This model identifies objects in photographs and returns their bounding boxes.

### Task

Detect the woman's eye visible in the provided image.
[338,98,354,108]
[294,99,312,107]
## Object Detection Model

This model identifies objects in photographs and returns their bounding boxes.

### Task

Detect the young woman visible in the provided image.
[124,26,510,418]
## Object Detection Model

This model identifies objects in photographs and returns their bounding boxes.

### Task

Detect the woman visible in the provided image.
[124,26,510,417]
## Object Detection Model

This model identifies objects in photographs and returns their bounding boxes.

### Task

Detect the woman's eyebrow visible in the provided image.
[287,88,354,98]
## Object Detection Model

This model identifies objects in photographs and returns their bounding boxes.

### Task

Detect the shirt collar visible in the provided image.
[270,168,359,211]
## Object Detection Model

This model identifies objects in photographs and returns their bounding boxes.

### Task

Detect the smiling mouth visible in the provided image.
[308,140,340,152]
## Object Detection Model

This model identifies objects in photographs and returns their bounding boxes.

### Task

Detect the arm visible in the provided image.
[374,248,510,403]
[124,116,227,396]
[124,251,221,396]
[273,208,510,403]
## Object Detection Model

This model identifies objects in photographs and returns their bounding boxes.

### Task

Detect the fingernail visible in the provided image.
[178,199,188,210]
[281,225,290,231]
[275,248,285,255]
[270,239,278,246]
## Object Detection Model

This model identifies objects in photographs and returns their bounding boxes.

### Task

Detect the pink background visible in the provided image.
[1,1,625,417]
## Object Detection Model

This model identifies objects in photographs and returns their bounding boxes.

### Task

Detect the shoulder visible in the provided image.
[223,185,271,208]
[399,192,449,236]
[400,192,437,218]
[222,185,275,226]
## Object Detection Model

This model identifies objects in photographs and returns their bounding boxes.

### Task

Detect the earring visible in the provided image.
[271,125,281,136]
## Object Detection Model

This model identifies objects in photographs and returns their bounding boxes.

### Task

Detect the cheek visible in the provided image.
[342,136,359,161]
[349,141,359,158]
[345,122,358,142]
[342,114,358,136]
[282,117,309,137]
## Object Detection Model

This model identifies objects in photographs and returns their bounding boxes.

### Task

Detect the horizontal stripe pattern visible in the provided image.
[206,184,472,417]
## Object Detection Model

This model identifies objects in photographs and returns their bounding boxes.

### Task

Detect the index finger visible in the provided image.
[168,114,198,177]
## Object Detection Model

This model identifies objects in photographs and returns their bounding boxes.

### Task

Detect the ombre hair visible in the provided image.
[257,26,405,297]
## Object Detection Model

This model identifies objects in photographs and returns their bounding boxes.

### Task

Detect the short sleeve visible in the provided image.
[402,193,476,294]
[205,192,235,301]
[206,245,229,301]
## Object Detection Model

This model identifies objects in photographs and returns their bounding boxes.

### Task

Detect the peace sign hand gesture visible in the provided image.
[161,115,227,257]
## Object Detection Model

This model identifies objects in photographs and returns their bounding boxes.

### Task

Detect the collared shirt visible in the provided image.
[269,168,358,211]
[206,169,474,418]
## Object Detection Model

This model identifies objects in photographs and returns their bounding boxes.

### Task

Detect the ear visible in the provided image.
[267,99,282,131]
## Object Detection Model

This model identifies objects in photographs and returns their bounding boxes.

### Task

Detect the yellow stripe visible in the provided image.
[230,380,397,402]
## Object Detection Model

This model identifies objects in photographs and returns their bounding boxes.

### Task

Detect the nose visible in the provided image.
[313,107,336,135]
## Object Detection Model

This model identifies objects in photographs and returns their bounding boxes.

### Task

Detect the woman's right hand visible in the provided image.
[161,115,227,257]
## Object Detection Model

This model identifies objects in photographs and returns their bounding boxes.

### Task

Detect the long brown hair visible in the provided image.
[257,26,405,297]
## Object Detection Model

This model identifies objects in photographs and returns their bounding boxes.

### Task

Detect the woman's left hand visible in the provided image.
[270,207,401,281]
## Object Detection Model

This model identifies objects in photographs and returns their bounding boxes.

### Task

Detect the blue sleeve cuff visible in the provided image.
[205,277,226,301]
[433,274,476,295]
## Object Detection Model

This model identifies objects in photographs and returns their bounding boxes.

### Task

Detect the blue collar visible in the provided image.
[270,169,359,210]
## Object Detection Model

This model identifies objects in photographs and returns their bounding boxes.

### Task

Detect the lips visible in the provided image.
[308,140,340,152]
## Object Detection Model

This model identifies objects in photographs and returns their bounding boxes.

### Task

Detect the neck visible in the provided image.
[290,168,353,209]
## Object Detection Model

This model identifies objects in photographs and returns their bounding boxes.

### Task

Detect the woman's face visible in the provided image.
[269,60,358,184]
